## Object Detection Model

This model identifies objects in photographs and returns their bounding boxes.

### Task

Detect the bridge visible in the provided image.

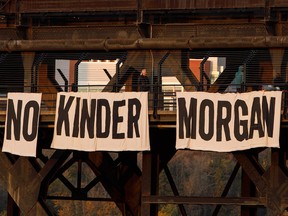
[1,1,288,215]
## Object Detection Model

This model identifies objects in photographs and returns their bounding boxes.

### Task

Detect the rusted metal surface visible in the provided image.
[2,0,270,13]
[140,148,288,216]
[1,36,288,52]
[271,0,288,7]
[142,195,266,205]
[142,0,265,10]
[0,23,270,40]
[0,154,52,215]
[1,112,288,215]
[140,143,161,215]
[212,163,241,215]
[0,3,288,216]
[152,23,268,38]
[6,0,137,13]
[163,165,187,215]
[88,152,141,215]
[0,21,288,51]
[233,153,268,195]
[7,194,20,216]
[30,25,142,40]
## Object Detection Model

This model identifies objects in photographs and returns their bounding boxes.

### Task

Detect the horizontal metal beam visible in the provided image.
[1,36,288,51]
[46,196,113,201]
[142,195,266,206]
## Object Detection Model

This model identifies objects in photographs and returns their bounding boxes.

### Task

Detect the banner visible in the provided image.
[2,93,42,157]
[176,91,282,152]
[51,92,150,151]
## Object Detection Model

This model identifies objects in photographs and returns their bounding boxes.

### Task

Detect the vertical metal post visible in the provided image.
[153,51,170,118]
[115,53,127,92]
[240,154,257,216]
[137,0,143,23]
[21,52,35,92]
[200,52,212,91]
[141,152,153,216]
[265,0,271,21]
[163,165,187,216]
[7,194,20,216]
[242,63,247,92]
[73,53,88,92]
[141,151,160,216]
[31,53,46,92]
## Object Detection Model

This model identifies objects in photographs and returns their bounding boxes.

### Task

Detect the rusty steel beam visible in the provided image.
[1,36,288,52]
[163,165,187,216]
[233,153,268,195]
[212,162,241,215]
[142,195,266,206]
[7,193,20,216]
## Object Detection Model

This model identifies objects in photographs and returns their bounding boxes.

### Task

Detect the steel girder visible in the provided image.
[0,36,288,52]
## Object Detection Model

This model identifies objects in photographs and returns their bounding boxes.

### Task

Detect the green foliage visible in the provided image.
[158,151,241,216]
[47,161,121,215]
[159,204,178,216]
[0,149,270,215]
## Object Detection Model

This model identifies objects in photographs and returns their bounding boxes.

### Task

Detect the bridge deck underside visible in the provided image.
[0,111,288,215]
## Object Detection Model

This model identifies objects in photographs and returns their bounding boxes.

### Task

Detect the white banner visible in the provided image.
[176,91,282,152]
[2,93,42,157]
[51,92,150,151]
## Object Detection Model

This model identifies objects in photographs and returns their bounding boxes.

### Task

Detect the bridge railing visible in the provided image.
[0,83,287,120]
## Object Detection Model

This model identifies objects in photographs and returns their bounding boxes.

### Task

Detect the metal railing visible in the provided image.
[0,83,288,120]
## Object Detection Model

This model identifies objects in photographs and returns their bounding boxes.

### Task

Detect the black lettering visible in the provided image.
[22,101,39,141]
[249,97,264,138]
[178,97,197,139]
[80,99,96,138]
[127,98,141,138]
[234,99,248,141]
[72,97,80,137]
[262,96,275,137]
[96,99,110,138]
[113,100,125,139]
[199,99,214,141]
[216,101,231,141]
[6,99,22,140]
[56,95,74,136]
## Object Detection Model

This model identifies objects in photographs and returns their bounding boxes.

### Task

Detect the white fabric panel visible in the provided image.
[176,91,282,152]
[2,93,42,157]
[51,92,150,151]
